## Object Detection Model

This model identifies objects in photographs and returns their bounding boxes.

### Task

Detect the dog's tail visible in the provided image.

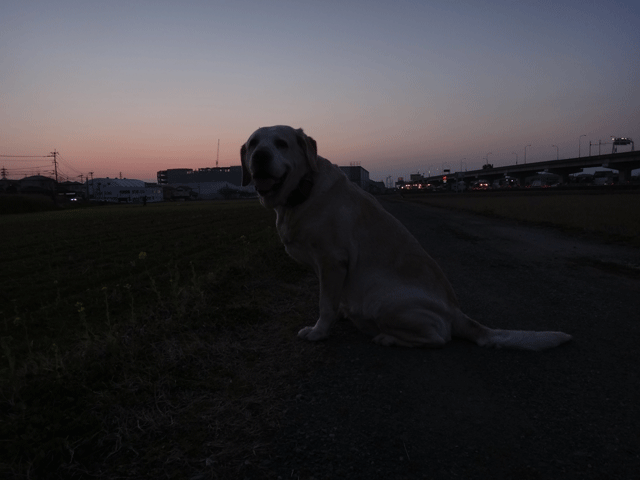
[452,313,572,351]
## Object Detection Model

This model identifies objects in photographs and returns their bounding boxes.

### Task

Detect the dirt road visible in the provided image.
[265,198,640,479]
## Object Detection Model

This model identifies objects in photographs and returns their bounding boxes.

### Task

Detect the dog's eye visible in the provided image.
[275,139,288,149]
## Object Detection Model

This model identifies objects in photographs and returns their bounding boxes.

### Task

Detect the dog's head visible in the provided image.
[240,125,318,208]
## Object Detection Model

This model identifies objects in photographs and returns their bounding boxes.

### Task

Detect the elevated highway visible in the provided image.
[428,150,640,185]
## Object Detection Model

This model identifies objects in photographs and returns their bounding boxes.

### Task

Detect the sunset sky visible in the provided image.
[2,0,639,183]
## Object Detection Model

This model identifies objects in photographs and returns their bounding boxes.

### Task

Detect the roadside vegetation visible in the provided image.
[0,200,322,479]
[401,190,640,247]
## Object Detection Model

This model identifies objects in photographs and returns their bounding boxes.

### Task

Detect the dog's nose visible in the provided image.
[251,149,273,178]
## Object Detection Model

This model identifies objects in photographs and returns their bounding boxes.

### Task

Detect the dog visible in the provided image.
[240,125,572,350]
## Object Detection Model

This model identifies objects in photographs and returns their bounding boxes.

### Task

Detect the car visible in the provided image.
[492,177,520,189]
[528,180,552,188]
[471,180,490,190]
[451,181,467,192]
[593,177,614,186]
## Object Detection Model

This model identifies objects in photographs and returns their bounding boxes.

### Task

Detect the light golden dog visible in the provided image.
[241,125,572,350]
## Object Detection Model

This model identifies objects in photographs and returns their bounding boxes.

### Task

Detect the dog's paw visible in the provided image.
[298,327,329,341]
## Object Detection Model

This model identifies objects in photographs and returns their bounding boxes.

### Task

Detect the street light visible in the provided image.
[512,152,518,164]
[552,145,559,160]
[524,145,531,164]
[579,134,586,158]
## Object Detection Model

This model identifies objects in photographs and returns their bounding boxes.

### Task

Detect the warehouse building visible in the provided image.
[157,166,244,185]
[87,178,163,203]
[157,166,255,200]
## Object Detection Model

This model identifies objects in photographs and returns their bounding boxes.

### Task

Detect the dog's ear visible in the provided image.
[295,128,318,173]
[240,143,252,186]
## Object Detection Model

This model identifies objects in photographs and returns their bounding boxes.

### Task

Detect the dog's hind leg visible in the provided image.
[372,332,446,348]
[372,309,451,348]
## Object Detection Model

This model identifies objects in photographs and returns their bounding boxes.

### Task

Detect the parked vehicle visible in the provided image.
[593,176,614,186]
[492,177,520,189]
[451,181,467,192]
[470,179,490,190]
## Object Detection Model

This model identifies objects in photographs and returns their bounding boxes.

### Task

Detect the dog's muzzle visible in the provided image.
[250,149,288,196]
[254,175,287,196]
[250,149,272,178]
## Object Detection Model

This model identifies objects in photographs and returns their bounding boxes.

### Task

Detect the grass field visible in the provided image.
[401,190,640,247]
[2,191,638,478]
[0,200,321,479]
[0,194,60,215]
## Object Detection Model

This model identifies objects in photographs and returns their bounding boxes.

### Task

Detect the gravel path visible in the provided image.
[264,199,640,480]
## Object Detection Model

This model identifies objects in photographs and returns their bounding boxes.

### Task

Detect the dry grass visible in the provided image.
[4,191,637,478]
[400,190,640,247]
[0,200,323,479]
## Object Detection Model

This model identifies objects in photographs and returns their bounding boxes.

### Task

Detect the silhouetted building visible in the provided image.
[58,181,86,198]
[19,175,56,194]
[339,166,369,190]
[87,178,163,203]
[157,166,243,185]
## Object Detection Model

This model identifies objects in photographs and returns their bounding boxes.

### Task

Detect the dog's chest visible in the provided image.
[282,241,311,266]
[275,211,316,266]
[278,228,314,267]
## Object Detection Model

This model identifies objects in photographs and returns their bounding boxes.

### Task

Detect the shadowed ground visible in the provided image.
[264,198,640,479]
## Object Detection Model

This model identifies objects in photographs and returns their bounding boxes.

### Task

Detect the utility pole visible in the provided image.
[216,139,220,168]
[87,172,94,199]
[78,174,84,183]
[50,150,59,182]
[1,166,6,180]
[579,134,586,158]
[48,149,59,204]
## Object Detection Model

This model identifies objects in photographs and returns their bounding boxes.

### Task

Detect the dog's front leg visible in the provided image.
[298,258,347,342]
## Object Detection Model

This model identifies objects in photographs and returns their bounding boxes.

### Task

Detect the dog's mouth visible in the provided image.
[254,171,288,197]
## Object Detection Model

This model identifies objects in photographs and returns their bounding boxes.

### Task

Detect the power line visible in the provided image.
[56,153,84,176]
[1,165,52,172]
[0,157,52,162]
[0,150,64,181]
[3,164,51,169]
